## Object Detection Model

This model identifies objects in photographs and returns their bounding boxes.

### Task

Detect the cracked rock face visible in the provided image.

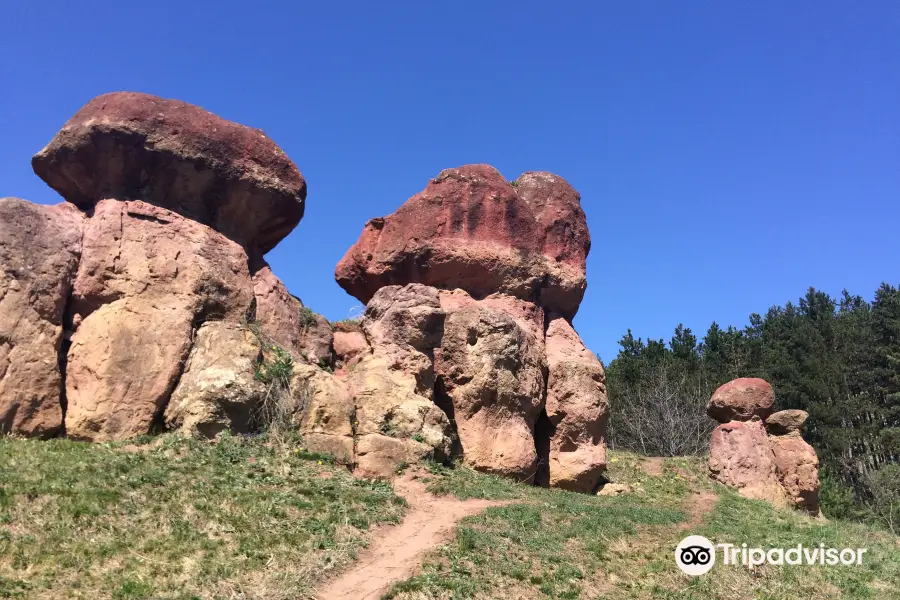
[32,91,306,254]
[0,198,84,437]
[435,296,547,481]
[65,200,254,441]
[164,322,265,438]
[335,164,589,320]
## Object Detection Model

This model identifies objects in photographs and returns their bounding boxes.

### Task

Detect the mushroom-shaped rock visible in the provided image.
[765,409,809,435]
[0,198,84,437]
[707,377,775,423]
[32,92,306,253]
[335,165,589,319]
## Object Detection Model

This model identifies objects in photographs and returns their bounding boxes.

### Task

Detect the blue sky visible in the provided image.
[2,1,898,361]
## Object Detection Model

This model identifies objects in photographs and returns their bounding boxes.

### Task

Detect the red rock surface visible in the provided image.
[708,419,787,506]
[0,199,84,437]
[335,165,589,319]
[32,92,305,253]
[707,377,775,423]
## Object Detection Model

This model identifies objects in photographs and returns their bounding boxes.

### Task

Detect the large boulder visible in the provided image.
[335,165,589,319]
[707,377,775,423]
[64,200,254,441]
[542,315,609,492]
[434,297,546,481]
[165,322,265,437]
[32,92,305,253]
[708,419,787,506]
[0,199,84,437]
[514,172,591,314]
[768,431,821,515]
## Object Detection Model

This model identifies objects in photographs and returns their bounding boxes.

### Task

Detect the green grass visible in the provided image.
[0,433,405,599]
[1,438,897,600]
[386,452,900,600]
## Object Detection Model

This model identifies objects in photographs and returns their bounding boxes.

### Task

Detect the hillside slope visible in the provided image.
[0,435,897,599]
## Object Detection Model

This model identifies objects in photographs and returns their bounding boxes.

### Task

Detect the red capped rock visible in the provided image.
[0,198,84,437]
[335,165,589,319]
[32,92,305,253]
[707,377,775,423]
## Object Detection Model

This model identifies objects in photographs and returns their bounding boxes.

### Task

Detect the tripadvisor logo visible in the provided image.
[675,535,868,576]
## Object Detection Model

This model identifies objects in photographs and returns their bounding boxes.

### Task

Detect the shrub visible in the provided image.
[298,306,318,328]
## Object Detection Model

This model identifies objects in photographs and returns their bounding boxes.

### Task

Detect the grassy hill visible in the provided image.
[1,434,897,599]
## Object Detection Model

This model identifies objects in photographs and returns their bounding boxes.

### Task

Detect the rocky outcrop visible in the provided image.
[64,200,254,441]
[707,379,820,514]
[1,92,314,443]
[0,198,84,438]
[32,91,306,254]
[335,164,589,320]
[3,99,610,493]
[329,166,607,489]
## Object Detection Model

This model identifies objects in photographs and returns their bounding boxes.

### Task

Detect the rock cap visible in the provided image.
[707,377,775,423]
[32,91,305,253]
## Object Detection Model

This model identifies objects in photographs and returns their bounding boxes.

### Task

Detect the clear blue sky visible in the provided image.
[2,1,898,361]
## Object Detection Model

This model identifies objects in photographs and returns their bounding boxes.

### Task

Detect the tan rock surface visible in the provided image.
[543,314,609,492]
[165,322,264,438]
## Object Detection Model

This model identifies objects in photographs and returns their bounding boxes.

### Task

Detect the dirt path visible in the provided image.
[315,473,505,600]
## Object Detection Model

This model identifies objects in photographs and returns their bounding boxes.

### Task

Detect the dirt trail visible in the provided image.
[315,473,505,600]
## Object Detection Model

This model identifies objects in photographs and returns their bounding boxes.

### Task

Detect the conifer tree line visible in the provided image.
[604,283,900,521]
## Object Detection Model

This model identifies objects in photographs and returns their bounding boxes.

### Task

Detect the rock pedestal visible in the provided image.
[707,378,821,515]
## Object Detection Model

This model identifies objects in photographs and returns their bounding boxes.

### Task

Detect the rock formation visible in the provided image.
[1,92,329,443]
[335,165,589,320]
[1,94,608,492]
[334,166,609,490]
[707,379,820,515]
